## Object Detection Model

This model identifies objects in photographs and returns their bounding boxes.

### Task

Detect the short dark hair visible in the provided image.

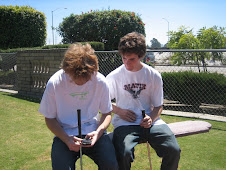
[118,32,146,58]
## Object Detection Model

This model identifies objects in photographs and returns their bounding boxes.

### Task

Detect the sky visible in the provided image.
[1,0,226,46]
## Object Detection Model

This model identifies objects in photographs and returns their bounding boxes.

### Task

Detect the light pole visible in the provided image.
[162,18,169,42]
[52,8,67,45]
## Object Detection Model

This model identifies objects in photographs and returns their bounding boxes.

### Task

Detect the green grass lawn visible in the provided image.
[0,91,225,170]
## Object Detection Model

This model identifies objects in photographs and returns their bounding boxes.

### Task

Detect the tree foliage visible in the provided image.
[58,10,145,50]
[197,26,225,49]
[197,26,225,65]
[150,38,161,48]
[167,26,225,72]
[167,26,193,49]
[0,5,47,49]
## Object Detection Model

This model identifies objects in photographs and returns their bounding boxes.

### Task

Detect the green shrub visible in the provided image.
[162,71,226,106]
[59,10,145,50]
[0,47,42,53]
[0,42,104,53]
[0,5,46,49]
[42,42,104,51]
[0,71,16,85]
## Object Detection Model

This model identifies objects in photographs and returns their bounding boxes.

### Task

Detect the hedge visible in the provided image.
[162,71,226,106]
[0,42,105,53]
[42,42,104,51]
[0,5,46,49]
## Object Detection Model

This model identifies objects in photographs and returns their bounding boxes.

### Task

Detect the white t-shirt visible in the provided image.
[39,69,112,136]
[106,63,166,129]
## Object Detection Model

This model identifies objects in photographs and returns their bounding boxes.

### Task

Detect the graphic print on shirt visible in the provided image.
[70,91,88,100]
[124,83,146,99]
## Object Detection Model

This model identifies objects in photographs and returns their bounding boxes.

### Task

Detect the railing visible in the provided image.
[31,60,50,89]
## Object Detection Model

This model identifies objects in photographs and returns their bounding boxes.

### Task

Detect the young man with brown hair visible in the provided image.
[106,32,181,170]
[39,43,118,170]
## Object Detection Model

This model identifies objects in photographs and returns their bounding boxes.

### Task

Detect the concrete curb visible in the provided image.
[0,88,18,94]
[162,110,226,122]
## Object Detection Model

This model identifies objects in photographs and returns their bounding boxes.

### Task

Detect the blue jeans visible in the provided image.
[51,134,118,170]
[112,124,181,170]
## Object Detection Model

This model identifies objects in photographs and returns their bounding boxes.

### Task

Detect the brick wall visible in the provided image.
[16,49,123,98]
[17,49,66,98]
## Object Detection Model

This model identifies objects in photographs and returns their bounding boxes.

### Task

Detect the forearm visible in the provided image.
[112,104,121,115]
[96,112,112,138]
[45,117,70,144]
[150,106,163,122]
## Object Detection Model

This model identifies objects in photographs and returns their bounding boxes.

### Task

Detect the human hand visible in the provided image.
[140,114,152,128]
[82,131,98,147]
[117,108,137,122]
[66,135,83,152]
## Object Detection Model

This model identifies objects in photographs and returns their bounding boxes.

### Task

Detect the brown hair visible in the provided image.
[118,32,146,59]
[62,43,98,81]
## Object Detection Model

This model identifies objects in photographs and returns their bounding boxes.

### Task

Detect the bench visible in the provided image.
[108,120,212,170]
[108,120,212,139]
[167,120,212,138]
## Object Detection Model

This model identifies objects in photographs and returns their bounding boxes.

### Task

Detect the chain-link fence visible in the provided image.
[0,50,226,116]
[0,53,17,90]
[96,50,226,116]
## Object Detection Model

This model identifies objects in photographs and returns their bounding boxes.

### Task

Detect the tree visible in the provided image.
[168,26,198,66]
[150,38,161,48]
[196,26,225,71]
[0,5,46,49]
[58,10,145,50]
[167,26,225,72]
[167,26,193,48]
[224,37,226,48]
[170,33,200,66]
[197,26,225,65]
[197,26,225,49]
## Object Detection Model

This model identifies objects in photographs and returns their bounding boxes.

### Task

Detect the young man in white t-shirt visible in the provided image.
[39,43,118,170]
[106,32,180,170]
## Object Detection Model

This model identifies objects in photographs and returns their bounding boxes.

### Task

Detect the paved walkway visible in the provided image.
[0,88,18,94]
[1,88,226,122]
[162,110,226,122]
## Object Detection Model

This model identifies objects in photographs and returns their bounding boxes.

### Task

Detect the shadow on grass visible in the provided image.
[211,127,226,132]
[2,92,41,104]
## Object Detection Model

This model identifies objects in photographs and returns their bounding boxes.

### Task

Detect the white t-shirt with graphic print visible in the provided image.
[39,69,112,136]
[106,63,166,129]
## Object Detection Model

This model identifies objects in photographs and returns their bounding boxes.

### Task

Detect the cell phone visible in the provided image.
[82,138,92,145]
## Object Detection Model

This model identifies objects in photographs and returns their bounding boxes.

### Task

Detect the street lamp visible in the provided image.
[52,8,67,45]
[162,18,169,42]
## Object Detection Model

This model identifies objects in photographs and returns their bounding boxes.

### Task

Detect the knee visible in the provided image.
[124,147,132,156]
[118,148,134,164]
[114,143,132,158]
[169,144,181,158]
